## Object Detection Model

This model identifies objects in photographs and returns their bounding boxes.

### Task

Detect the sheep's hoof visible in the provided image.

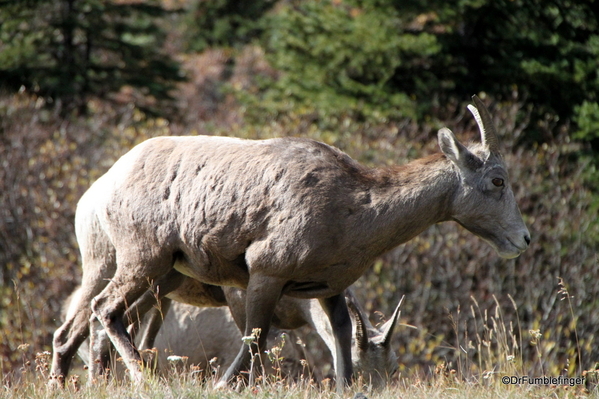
[47,374,65,390]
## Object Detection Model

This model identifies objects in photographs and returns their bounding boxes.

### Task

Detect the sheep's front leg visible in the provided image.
[124,269,185,347]
[136,297,172,351]
[320,294,353,392]
[216,274,285,389]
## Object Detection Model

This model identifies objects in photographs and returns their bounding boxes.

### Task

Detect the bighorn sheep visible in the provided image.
[139,301,314,381]
[222,287,402,387]
[156,291,402,386]
[69,298,313,381]
[50,96,530,390]
[69,284,402,387]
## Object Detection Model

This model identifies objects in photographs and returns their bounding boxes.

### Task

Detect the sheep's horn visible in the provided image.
[346,292,369,351]
[467,95,500,154]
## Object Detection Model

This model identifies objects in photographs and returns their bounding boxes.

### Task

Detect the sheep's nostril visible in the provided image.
[524,235,531,246]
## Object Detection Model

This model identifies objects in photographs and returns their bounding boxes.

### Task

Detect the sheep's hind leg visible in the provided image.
[124,269,185,348]
[90,260,172,383]
[50,300,93,388]
[136,297,172,352]
[88,317,113,381]
[88,270,222,381]
[50,267,111,387]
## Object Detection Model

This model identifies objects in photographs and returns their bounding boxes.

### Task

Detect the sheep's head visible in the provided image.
[347,293,402,389]
[438,95,530,258]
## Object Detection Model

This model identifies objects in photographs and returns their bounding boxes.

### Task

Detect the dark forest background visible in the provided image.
[1,0,598,383]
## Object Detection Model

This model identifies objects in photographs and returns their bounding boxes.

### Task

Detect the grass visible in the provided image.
[1,272,595,398]
[1,363,593,399]
[3,281,597,399]
[2,308,596,399]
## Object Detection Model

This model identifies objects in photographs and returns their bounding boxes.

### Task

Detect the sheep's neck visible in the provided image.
[360,153,456,255]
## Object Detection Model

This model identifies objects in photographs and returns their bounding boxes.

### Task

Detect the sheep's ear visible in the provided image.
[438,128,482,171]
[381,295,403,349]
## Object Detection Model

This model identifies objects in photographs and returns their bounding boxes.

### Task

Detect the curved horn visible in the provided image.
[467,95,500,154]
[346,292,369,351]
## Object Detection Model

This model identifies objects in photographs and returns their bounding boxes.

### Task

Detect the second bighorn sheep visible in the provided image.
[70,287,401,388]
[50,96,530,390]
[69,298,314,381]
[72,283,402,387]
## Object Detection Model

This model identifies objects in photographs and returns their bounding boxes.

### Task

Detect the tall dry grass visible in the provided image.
[2,326,593,399]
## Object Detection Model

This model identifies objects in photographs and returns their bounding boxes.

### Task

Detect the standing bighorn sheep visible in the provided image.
[50,96,530,390]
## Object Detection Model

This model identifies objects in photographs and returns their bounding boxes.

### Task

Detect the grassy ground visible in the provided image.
[2,369,593,399]
[2,347,596,399]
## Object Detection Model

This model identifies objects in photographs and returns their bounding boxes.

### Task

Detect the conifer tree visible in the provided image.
[0,0,183,115]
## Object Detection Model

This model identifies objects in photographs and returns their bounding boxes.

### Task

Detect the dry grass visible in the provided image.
[2,303,596,399]
[1,364,592,399]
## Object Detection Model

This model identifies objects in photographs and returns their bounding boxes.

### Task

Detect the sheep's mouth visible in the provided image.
[456,220,527,259]
[486,236,527,259]
[507,236,528,252]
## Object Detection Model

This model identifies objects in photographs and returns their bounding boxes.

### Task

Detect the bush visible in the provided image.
[236,0,440,124]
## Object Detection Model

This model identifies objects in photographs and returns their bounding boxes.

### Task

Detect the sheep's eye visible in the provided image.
[492,178,504,187]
